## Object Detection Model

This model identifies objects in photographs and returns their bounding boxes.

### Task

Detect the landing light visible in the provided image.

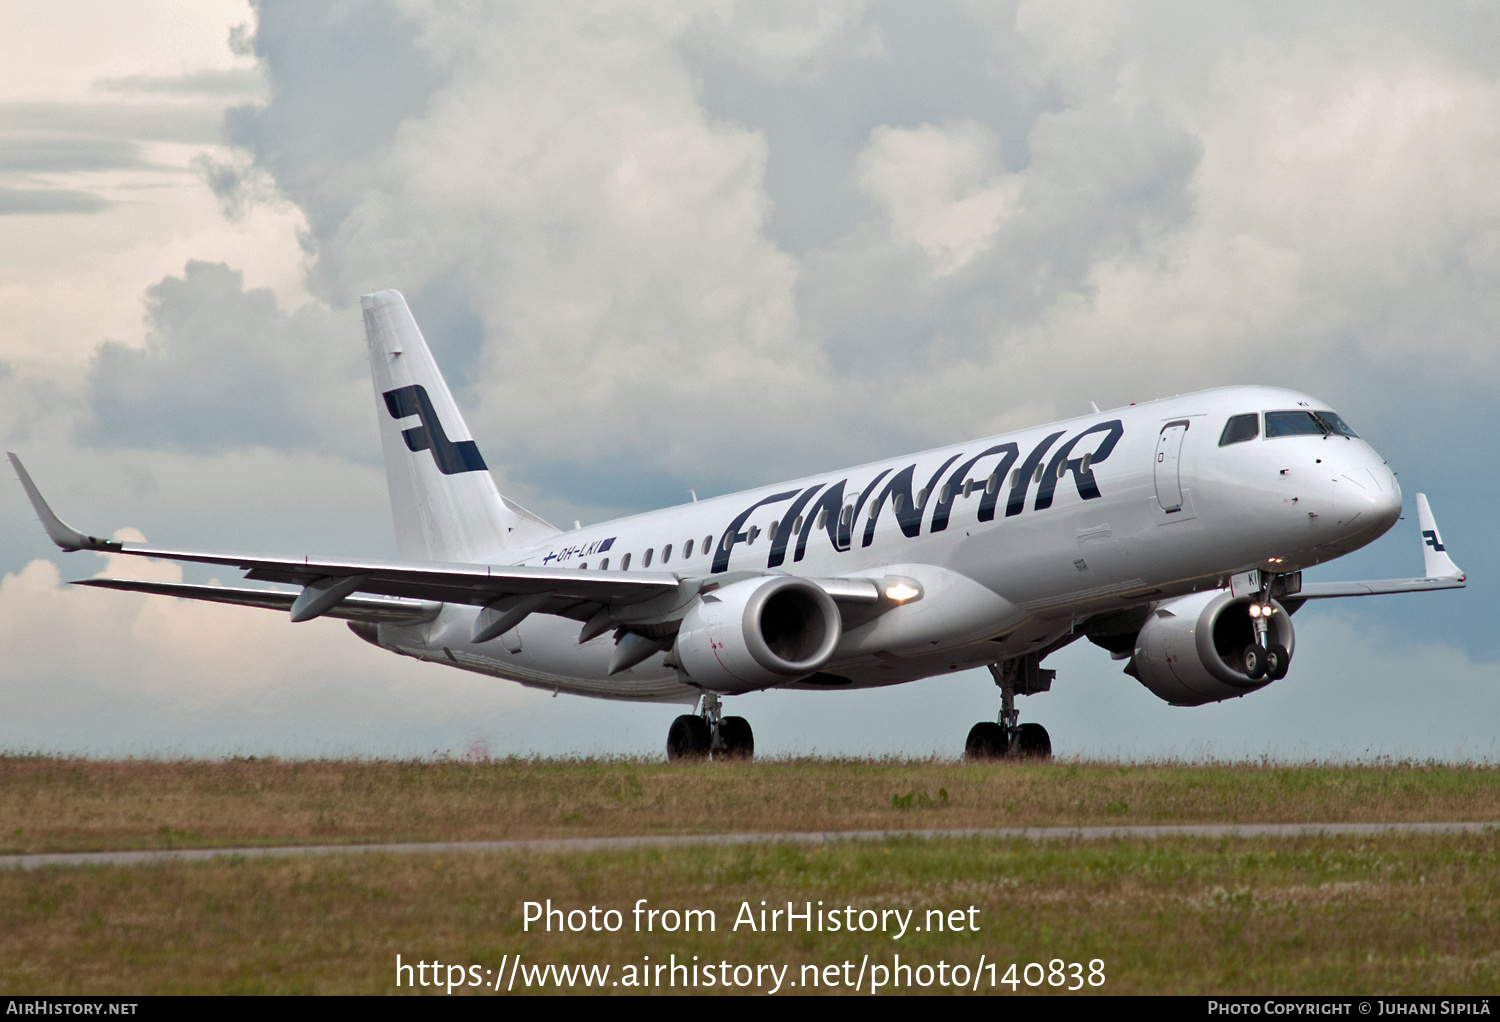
[885,582,920,603]
[1249,604,1262,618]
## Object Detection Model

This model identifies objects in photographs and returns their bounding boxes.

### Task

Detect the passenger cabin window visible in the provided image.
[600,557,609,570]
[643,548,653,567]
[662,544,672,563]
[1219,413,1260,446]
[1264,410,1356,438]
[704,535,713,554]
[684,539,694,559]
[621,552,631,570]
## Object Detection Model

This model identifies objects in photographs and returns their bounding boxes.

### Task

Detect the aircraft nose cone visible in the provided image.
[1330,463,1402,536]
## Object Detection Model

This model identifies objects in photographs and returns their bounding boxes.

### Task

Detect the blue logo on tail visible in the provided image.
[382,385,487,475]
[1423,529,1445,552]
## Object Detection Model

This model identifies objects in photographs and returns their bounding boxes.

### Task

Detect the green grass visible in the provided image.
[2,756,1498,854]
[2,834,1497,994]
[3,758,1497,994]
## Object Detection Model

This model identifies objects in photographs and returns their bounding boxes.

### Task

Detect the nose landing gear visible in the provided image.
[965,657,1053,761]
[1244,589,1290,682]
[667,692,754,762]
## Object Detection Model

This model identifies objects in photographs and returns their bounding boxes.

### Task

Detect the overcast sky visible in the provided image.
[1,0,1497,761]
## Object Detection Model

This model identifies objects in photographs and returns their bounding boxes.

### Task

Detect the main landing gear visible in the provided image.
[667,692,754,762]
[966,657,1053,761]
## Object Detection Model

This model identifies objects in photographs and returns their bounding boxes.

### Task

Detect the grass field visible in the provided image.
[2,756,1498,853]
[3,757,1497,995]
[2,834,1497,994]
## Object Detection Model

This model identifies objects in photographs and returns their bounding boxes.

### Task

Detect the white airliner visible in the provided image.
[9,291,1466,759]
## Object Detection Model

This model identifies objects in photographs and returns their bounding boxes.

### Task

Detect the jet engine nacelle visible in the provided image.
[1129,589,1295,706]
[674,575,842,693]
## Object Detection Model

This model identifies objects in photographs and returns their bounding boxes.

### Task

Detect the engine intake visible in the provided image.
[675,576,842,693]
[1129,589,1295,706]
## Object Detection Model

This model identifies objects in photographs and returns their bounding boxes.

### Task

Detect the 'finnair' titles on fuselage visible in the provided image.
[380,384,1400,702]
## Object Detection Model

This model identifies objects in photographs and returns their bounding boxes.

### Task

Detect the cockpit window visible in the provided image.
[1264,410,1360,438]
[1218,413,1260,446]
[1265,411,1328,437]
[1315,411,1358,437]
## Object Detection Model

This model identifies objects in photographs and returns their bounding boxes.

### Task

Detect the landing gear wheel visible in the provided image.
[965,722,1008,761]
[667,714,711,761]
[1266,643,1290,681]
[716,716,754,760]
[1242,643,1268,680]
[1015,722,1051,759]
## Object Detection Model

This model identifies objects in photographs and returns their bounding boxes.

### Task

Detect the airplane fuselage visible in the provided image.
[13,289,1458,759]
[377,384,1401,701]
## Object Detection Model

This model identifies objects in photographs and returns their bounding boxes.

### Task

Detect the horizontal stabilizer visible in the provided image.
[74,579,440,625]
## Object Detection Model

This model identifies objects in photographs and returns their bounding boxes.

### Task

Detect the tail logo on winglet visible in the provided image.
[382,385,487,475]
[1422,529,1445,553]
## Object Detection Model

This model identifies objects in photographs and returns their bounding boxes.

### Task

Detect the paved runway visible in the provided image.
[2,821,1496,870]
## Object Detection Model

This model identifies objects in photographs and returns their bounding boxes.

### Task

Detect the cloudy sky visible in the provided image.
[2,0,1497,761]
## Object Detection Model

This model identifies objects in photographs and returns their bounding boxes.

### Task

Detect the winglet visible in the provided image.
[1415,493,1463,581]
[6,453,121,553]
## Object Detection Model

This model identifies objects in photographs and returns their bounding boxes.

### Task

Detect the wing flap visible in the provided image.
[74,579,441,624]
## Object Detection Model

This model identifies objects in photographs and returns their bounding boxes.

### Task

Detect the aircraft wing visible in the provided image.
[69,543,679,608]
[1287,493,1465,602]
[1295,577,1466,599]
[10,453,680,622]
[73,578,440,624]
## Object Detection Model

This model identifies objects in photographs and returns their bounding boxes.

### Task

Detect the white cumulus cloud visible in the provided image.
[856,120,1022,276]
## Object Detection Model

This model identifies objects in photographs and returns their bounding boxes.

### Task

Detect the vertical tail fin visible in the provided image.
[362,290,557,563]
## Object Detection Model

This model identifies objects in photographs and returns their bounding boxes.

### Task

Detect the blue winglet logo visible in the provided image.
[382,385,487,475]
[1422,529,1445,552]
